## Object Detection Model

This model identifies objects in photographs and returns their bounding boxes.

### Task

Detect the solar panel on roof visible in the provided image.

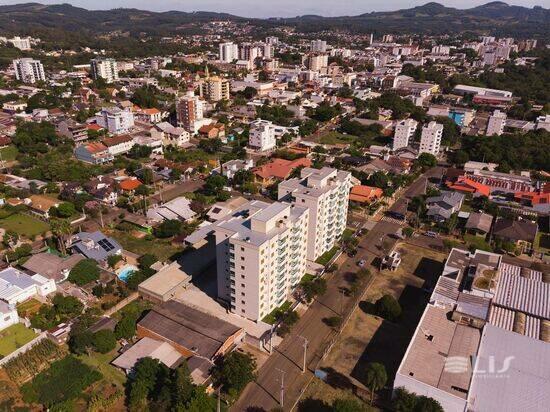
[98,239,115,252]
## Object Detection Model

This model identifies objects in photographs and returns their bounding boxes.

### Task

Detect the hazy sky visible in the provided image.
[0,0,548,17]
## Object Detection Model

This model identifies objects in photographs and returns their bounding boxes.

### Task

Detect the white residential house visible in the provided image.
[103,134,135,156]
[95,107,135,135]
[221,159,254,180]
[419,121,443,156]
[13,58,46,84]
[0,301,19,331]
[486,110,507,136]
[393,119,418,151]
[0,267,56,305]
[152,122,190,147]
[278,167,353,261]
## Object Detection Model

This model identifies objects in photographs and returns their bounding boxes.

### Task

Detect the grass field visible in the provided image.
[464,233,493,252]
[316,246,339,266]
[77,345,127,387]
[0,213,50,237]
[304,243,447,406]
[319,132,357,145]
[108,229,182,261]
[0,324,37,357]
[0,145,18,162]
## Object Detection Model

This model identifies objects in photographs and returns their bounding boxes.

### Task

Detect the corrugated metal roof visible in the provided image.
[488,306,515,332]
[494,270,550,320]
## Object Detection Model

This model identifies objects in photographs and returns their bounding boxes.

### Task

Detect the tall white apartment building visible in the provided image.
[311,39,327,53]
[13,58,45,84]
[219,42,239,63]
[261,42,274,59]
[240,43,261,62]
[393,119,418,151]
[90,58,119,83]
[278,167,352,261]
[249,119,277,152]
[486,110,507,136]
[419,121,443,156]
[187,200,310,322]
[96,107,134,135]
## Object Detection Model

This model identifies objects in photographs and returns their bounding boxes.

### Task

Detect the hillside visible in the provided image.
[0,2,548,39]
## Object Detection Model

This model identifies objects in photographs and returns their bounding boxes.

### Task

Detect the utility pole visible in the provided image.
[216,385,223,412]
[299,336,308,373]
[269,324,274,354]
[276,368,285,407]
[340,289,345,315]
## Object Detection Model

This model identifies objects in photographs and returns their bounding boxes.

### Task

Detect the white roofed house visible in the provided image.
[146,196,196,223]
[0,267,56,305]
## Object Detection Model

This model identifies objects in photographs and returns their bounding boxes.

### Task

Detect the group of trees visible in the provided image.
[30,294,84,330]
[299,276,328,303]
[67,258,100,286]
[125,253,158,290]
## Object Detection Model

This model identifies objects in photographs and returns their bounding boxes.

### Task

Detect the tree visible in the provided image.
[107,254,123,268]
[54,202,76,218]
[416,153,437,169]
[203,175,228,196]
[393,387,443,412]
[131,85,159,108]
[68,259,100,286]
[452,150,469,166]
[92,330,116,354]
[172,361,195,409]
[154,219,182,238]
[365,362,387,405]
[300,277,327,303]
[68,330,94,355]
[332,398,365,412]
[138,254,158,270]
[374,294,402,321]
[114,315,138,340]
[214,352,257,398]
[128,357,166,410]
[50,218,72,255]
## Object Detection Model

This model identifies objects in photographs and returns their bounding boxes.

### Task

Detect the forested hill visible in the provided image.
[0,2,548,39]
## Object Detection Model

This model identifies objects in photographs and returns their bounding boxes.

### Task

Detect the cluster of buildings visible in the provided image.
[395,248,550,412]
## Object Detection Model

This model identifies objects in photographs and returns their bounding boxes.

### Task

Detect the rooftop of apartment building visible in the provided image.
[279,167,351,198]
[186,199,308,248]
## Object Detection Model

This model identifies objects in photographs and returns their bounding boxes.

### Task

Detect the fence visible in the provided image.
[103,292,139,317]
[0,331,48,367]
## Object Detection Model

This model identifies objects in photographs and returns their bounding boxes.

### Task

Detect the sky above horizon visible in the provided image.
[1,0,548,17]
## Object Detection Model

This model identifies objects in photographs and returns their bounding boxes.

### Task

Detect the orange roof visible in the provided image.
[447,176,490,197]
[253,157,312,180]
[514,190,550,205]
[87,123,103,131]
[349,185,383,203]
[118,178,142,191]
[142,108,160,115]
[86,142,108,154]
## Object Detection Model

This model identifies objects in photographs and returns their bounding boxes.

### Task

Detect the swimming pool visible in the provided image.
[117,265,138,282]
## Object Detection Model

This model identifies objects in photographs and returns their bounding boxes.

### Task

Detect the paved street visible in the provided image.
[231,167,443,411]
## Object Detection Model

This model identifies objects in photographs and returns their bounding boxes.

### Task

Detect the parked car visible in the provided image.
[357,259,366,267]
[347,249,357,257]
[425,231,438,238]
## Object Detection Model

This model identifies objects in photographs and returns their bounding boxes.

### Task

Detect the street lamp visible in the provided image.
[276,368,285,407]
[298,335,308,373]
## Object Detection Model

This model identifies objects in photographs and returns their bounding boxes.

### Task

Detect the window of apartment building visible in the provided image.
[241,300,245,304]
[241,266,245,270]
[241,283,245,287]
[241,292,245,296]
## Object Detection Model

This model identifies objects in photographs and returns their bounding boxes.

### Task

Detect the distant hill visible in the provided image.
[0,2,548,39]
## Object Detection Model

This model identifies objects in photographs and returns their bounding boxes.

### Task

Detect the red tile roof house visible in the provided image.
[349,185,384,204]
[253,157,312,186]
[118,178,142,194]
[446,176,491,197]
[514,183,550,207]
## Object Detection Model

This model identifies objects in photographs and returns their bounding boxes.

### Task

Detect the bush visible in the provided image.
[374,294,402,322]
[325,316,342,328]
[153,219,182,238]
[68,259,100,286]
[92,330,117,354]
[107,254,123,268]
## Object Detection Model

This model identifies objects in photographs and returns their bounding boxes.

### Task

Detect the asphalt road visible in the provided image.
[231,167,443,411]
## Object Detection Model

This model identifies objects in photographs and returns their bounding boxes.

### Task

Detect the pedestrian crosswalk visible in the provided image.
[380,216,406,225]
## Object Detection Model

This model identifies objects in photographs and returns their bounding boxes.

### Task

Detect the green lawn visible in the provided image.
[77,345,127,387]
[0,145,18,162]
[319,132,357,145]
[109,229,182,262]
[341,228,355,241]
[0,213,50,237]
[316,246,339,266]
[0,323,37,356]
